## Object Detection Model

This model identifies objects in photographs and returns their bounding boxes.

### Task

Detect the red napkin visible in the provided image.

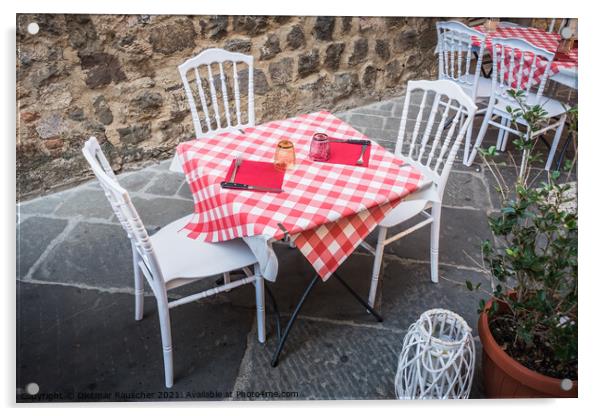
[323,140,371,167]
[223,159,285,189]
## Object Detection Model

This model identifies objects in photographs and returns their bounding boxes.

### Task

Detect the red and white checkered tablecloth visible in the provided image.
[176,111,425,281]
[472,26,578,89]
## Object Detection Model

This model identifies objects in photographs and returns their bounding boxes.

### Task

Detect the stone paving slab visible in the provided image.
[129,196,193,228]
[233,315,484,400]
[17,216,68,279]
[17,195,64,215]
[54,189,115,220]
[17,281,255,402]
[234,318,405,400]
[30,222,134,290]
[443,171,491,209]
[145,172,187,197]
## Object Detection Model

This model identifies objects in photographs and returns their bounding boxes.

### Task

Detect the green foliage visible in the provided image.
[472,90,578,377]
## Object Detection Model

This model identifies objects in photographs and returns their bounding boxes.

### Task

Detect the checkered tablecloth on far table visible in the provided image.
[176,111,426,281]
[472,25,578,89]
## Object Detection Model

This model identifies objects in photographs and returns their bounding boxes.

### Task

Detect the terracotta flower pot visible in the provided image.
[478,298,578,398]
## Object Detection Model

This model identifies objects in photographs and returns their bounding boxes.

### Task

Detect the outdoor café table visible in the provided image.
[170,111,427,366]
[472,25,578,89]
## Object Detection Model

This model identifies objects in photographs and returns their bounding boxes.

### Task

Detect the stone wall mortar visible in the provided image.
[16,14,438,199]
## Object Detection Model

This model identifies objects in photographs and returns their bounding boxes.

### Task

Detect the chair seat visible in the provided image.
[380,184,440,228]
[452,74,491,98]
[494,93,567,119]
[150,215,257,288]
[456,74,493,98]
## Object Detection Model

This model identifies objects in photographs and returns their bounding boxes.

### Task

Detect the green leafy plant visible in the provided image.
[467,90,577,379]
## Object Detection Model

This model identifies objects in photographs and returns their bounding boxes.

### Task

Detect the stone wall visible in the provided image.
[16,14,439,199]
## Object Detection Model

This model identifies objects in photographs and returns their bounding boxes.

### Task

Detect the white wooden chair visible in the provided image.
[361,80,477,308]
[436,21,489,164]
[82,137,265,388]
[465,37,568,170]
[179,48,255,139]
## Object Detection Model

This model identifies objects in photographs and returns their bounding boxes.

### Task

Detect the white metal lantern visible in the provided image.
[395,308,475,399]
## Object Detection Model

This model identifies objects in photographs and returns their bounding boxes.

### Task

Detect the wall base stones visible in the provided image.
[17,14,438,200]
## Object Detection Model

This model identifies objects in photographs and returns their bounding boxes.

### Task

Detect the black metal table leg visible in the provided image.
[332,272,383,322]
[271,274,320,367]
[556,131,575,172]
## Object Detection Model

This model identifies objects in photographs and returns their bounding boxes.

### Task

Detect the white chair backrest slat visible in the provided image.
[424,98,452,165]
[218,62,232,127]
[395,80,477,198]
[193,68,212,131]
[407,90,429,156]
[206,64,222,130]
[232,61,242,126]
[434,104,463,173]
[490,37,555,104]
[179,48,255,139]
[436,21,487,100]
[82,137,166,288]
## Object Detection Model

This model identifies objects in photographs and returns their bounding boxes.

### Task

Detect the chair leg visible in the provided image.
[467,104,495,166]
[430,203,442,284]
[463,117,474,166]
[500,121,511,152]
[131,242,144,321]
[545,114,567,171]
[222,272,231,292]
[368,227,387,308]
[254,264,266,344]
[156,291,174,388]
[496,117,506,150]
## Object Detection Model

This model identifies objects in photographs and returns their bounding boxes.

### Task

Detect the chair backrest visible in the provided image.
[436,21,487,101]
[82,137,165,287]
[395,80,477,198]
[179,48,255,139]
[490,37,555,105]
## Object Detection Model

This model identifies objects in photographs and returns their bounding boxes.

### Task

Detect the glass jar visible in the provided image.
[274,140,296,171]
[309,133,330,162]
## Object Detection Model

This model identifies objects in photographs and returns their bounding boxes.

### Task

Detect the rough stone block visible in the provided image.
[232,16,269,36]
[375,39,390,61]
[149,18,196,55]
[80,52,126,89]
[259,34,281,61]
[298,49,320,78]
[348,38,369,66]
[93,95,113,125]
[269,58,293,85]
[324,43,345,71]
[117,123,151,145]
[224,38,252,53]
[313,16,335,41]
[362,65,378,89]
[286,25,305,50]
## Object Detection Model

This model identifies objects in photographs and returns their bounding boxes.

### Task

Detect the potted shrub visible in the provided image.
[467,91,577,398]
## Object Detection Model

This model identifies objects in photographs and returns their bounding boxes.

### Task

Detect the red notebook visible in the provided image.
[322,140,371,167]
[223,159,285,190]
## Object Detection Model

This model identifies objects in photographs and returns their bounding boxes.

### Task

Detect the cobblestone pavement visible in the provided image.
[16,95,576,402]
